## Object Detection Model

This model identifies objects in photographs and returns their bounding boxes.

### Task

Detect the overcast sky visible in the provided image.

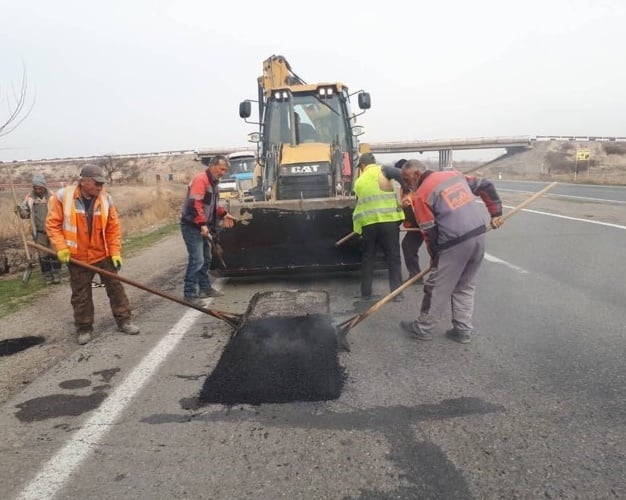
[1,0,625,162]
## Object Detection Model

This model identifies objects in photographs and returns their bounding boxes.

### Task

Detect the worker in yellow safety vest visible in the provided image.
[352,152,405,301]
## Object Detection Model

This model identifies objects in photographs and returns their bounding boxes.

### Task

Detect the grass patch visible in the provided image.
[122,222,179,256]
[0,222,180,320]
[0,272,50,318]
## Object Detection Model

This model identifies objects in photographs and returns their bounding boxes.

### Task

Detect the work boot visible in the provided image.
[43,272,54,285]
[77,327,93,345]
[118,322,140,335]
[51,273,61,284]
[187,297,209,307]
[392,293,405,302]
[400,320,433,341]
[198,287,224,298]
[445,328,471,344]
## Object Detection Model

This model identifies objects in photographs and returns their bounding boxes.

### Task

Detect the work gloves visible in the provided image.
[111,255,123,271]
[57,248,71,264]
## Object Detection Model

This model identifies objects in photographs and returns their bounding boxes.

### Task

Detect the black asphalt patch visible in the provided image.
[199,314,345,405]
[0,336,45,356]
[14,393,107,422]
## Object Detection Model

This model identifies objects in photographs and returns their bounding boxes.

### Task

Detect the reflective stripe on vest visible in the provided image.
[59,186,110,253]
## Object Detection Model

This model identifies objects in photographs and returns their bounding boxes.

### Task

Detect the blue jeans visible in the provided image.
[180,223,212,298]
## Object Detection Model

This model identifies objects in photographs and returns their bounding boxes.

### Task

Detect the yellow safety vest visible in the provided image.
[352,165,404,234]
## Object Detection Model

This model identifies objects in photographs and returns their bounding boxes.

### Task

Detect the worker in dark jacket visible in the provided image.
[17,173,62,284]
[180,155,235,304]
[352,152,405,301]
[395,159,424,280]
[399,159,503,343]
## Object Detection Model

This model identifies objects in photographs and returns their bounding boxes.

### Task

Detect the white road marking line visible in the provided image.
[17,308,203,500]
[502,204,626,230]
[484,253,529,274]
[497,188,626,205]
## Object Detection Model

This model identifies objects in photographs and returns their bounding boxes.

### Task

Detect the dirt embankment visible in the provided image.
[478,140,626,184]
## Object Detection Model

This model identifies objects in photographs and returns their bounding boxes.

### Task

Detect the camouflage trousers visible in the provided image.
[67,258,132,331]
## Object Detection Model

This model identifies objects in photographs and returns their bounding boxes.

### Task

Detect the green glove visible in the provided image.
[57,248,71,264]
[111,255,123,270]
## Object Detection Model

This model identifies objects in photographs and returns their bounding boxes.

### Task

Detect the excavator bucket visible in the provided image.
[213,197,361,277]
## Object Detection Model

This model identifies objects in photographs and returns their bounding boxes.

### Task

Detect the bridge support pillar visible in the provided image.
[438,149,453,170]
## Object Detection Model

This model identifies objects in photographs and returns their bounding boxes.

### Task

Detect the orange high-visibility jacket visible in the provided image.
[46,185,122,264]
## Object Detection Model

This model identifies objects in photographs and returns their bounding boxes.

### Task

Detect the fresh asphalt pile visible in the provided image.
[199,312,345,406]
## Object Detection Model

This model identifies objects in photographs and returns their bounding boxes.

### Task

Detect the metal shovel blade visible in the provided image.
[22,265,33,285]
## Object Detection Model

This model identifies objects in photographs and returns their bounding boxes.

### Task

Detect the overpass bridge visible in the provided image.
[3,135,626,171]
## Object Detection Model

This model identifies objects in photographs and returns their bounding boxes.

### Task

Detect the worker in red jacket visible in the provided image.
[180,155,235,304]
[399,159,503,344]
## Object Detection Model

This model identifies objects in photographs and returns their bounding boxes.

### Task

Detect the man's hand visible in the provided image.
[200,225,210,238]
[490,216,504,229]
[222,213,235,229]
[111,255,123,271]
[57,248,71,264]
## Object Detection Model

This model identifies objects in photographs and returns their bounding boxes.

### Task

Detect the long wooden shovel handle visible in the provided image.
[335,231,357,247]
[337,265,432,334]
[337,181,558,338]
[27,242,242,328]
[497,181,558,223]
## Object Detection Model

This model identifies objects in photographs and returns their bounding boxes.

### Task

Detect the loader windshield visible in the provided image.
[264,91,350,150]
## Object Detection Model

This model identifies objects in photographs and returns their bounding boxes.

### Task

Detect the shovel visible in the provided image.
[4,165,35,284]
[335,181,559,351]
[27,242,243,329]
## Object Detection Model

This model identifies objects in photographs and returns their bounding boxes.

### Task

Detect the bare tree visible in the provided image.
[0,64,35,139]
[99,155,122,184]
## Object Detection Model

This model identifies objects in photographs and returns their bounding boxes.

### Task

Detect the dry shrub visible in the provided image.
[108,184,186,237]
[602,143,626,156]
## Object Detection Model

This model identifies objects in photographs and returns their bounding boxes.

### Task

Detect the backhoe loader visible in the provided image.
[214,54,372,276]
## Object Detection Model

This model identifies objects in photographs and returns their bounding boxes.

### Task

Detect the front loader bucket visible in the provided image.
[213,197,362,277]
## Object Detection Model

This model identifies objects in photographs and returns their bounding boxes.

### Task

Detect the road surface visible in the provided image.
[0,187,624,499]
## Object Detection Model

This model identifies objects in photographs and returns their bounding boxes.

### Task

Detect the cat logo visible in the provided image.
[291,165,320,173]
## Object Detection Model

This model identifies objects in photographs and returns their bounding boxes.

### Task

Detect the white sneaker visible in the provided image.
[118,322,140,335]
[77,331,93,345]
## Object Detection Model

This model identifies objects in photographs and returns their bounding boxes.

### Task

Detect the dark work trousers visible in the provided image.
[417,234,485,335]
[34,232,62,275]
[360,221,403,298]
[401,229,423,278]
[67,258,132,331]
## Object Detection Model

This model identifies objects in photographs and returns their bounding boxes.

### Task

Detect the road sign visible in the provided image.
[577,149,590,160]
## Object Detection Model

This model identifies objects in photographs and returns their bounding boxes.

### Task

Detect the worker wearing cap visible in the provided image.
[399,159,504,344]
[352,152,405,301]
[46,163,139,345]
[16,173,62,284]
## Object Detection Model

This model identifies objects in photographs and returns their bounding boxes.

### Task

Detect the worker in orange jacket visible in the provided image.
[46,164,139,345]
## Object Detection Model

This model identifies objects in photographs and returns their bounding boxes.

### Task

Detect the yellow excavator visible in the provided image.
[214,55,372,276]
